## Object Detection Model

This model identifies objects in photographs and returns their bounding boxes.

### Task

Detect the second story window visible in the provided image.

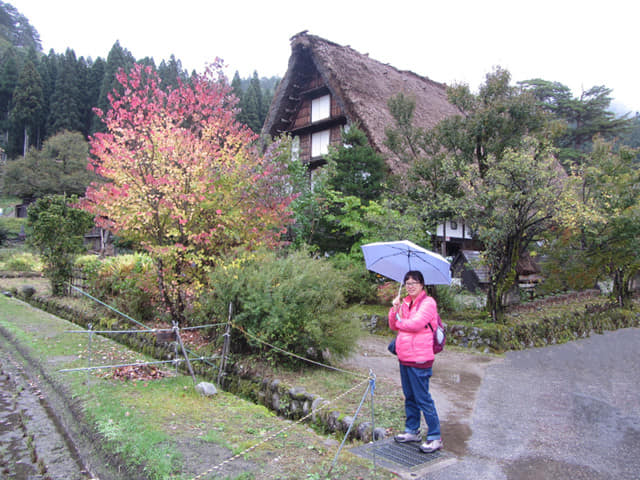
[311,130,330,158]
[311,94,330,122]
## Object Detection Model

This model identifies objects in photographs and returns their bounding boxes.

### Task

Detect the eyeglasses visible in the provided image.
[404,282,422,287]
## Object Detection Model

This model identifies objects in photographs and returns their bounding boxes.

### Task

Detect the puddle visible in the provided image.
[505,456,609,480]
[440,421,471,456]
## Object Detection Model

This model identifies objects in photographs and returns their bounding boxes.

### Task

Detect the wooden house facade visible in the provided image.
[263,31,460,173]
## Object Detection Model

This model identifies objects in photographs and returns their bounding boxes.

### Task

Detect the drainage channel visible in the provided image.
[0,355,91,480]
[350,438,457,479]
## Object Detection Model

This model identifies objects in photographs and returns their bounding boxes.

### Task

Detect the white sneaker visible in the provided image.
[419,438,443,453]
[394,431,421,443]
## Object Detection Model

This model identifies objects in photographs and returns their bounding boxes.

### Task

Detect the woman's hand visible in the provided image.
[392,295,401,312]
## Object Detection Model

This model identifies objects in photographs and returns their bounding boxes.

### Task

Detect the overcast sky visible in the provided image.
[12,0,640,114]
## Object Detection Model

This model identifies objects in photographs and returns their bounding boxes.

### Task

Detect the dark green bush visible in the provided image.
[203,248,359,365]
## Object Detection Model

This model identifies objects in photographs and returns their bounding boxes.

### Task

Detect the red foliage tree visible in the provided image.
[82,62,295,324]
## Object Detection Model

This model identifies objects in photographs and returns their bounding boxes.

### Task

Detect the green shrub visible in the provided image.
[431,284,459,313]
[327,252,377,304]
[2,252,42,272]
[0,217,26,240]
[75,253,159,322]
[203,248,358,365]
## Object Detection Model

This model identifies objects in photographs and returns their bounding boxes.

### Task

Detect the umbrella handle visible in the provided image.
[392,282,403,314]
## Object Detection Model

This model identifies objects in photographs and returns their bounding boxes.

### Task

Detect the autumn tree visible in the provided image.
[82,63,296,325]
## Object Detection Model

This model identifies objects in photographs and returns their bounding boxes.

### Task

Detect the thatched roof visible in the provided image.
[263,32,460,169]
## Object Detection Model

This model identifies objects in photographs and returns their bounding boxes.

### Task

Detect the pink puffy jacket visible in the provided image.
[388,290,438,367]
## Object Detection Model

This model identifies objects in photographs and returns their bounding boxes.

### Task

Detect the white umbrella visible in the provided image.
[361,240,451,285]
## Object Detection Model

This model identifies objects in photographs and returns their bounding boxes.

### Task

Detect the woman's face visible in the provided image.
[404,276,423,296]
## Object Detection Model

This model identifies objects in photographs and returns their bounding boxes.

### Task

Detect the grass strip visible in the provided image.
[0,295,396,480]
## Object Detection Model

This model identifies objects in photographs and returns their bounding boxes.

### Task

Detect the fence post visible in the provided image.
[174,321,196,383]
[217,302,232,387]
[87,323,93,390]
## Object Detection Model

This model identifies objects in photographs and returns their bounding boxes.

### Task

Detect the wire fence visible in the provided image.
[60,284,384,479]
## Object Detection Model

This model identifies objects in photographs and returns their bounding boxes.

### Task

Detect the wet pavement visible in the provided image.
[427,327,640,480]
[0,354,90,480]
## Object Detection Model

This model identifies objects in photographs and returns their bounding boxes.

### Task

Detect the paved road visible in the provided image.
[428,328,640,480]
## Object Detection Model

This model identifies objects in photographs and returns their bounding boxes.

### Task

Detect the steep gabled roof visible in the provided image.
[263,32,460,170]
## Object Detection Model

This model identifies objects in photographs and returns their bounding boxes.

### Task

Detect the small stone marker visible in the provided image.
[195,381,218,396]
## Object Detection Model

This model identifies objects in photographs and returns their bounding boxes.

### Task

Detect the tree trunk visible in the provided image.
[23,126,28,157]
[441,222,447,257]
[99,228,110,256]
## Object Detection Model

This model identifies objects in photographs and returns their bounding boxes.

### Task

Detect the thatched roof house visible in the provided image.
[262,31,459,172]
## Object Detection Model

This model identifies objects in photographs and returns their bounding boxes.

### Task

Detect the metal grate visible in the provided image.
[350,439,444,470]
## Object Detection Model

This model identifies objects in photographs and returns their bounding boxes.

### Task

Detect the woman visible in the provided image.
[388,270,442,453]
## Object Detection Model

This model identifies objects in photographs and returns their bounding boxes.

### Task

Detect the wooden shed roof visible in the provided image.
[263,32,460,171]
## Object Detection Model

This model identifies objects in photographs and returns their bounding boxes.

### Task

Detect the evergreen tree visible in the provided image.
[37,50,58,140]
[0,1,41,50]
[521,79,632,166]
[47,48,84,136]
[326,125,386,202]
[157,54,187,90]
[9,55,43,156]
[93,41,135,132]
[0,45,19,135]
[306,126,388,253]
[231,70,242,99]
[386,67,556,321]
[238,70,263,132]
[86,57,105,135]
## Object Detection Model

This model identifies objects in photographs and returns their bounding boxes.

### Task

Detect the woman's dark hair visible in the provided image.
[403,270,424,285]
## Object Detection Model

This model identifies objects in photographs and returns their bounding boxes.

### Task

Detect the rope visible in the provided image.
[187,377,370,480]
[58,356,220,373]
[235,325,369,380]
[69,284,149,330]
[67,284,219,370]
[65,328,172,334]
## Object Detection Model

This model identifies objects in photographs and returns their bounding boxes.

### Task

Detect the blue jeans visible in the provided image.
[399,364,441,440]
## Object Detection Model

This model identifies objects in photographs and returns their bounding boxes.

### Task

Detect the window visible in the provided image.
[291,136,300,162]
[450,221,458,230]
[311,94,330,122]
[311,130,330,157]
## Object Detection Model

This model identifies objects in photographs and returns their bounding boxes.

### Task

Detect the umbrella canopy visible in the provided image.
[361,240,451,285]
